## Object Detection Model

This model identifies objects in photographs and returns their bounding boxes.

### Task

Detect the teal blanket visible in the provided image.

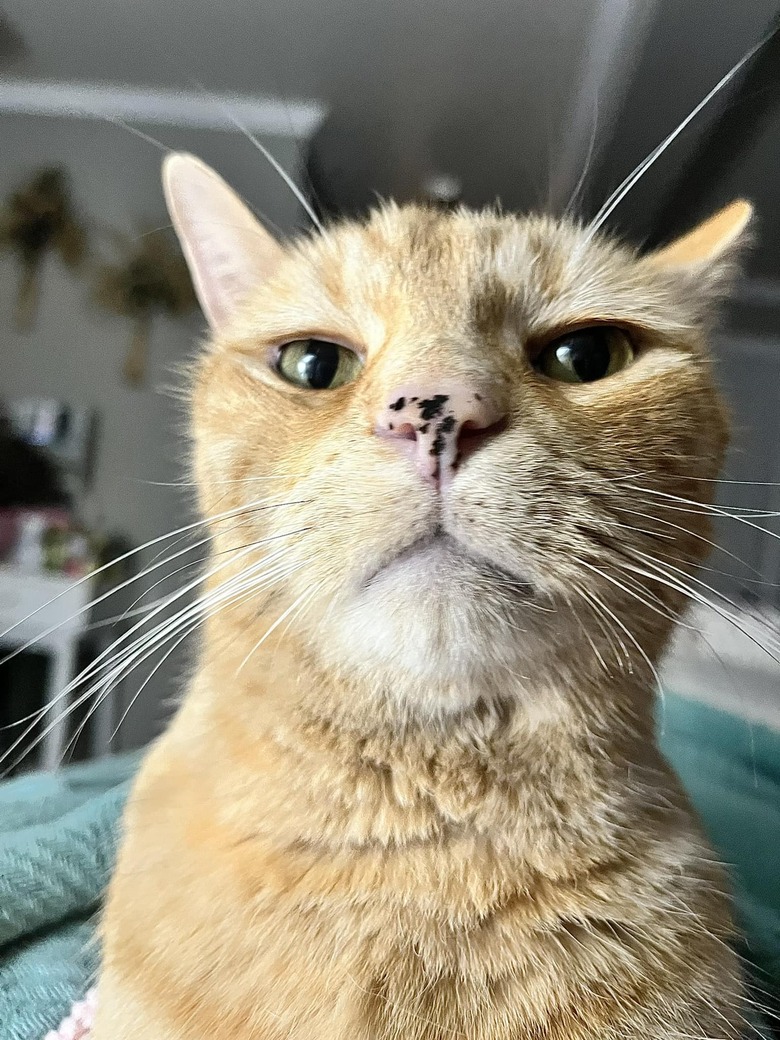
[0,754,141,1040]
[0,698,778,1040]
[658,696,780,1022]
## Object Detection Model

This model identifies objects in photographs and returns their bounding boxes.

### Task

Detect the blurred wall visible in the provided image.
[711,331,780,603]
[0,112,307,748]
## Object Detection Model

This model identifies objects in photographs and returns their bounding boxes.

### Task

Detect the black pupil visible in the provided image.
[555,330,611,382]
[297,341,340,388]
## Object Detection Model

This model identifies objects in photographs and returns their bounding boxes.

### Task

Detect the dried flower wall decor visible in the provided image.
[0,167,87,330]
[94,228,198,387]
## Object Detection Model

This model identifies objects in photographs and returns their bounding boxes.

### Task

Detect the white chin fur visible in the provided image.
[315,544,538,704]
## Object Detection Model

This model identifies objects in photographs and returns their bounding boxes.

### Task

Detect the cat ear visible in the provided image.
[646,200,753,285]
[162,153,284,330]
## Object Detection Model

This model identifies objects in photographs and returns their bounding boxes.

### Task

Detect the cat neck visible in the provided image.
[197,606,662,738]
[198,611,659,723]
[177,626,670,878]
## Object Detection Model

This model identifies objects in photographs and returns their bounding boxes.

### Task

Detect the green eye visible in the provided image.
[276,339,363,390]
[535,327,634,384]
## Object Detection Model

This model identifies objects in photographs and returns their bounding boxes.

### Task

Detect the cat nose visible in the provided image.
[376,384,506,486]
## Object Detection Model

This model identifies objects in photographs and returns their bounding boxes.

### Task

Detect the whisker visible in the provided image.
[624,484,780,543]
[628,548,780,645]
[0,533,308,771]
[587,29,770,236]
[614,556,780,670]
[60,541,305,759]
[6,550,305,773]
[106,116,171,153]
[0,497,311,659]
[579,557,682,628]
[578,573,665,692]
[136,474,301,487]
[0,532,291,735]
[563,586,617,674]
[563,95,599,220]
[236,583,318,674]
[102,555,305,728]
[188,82,322,232]
[617,505,769,581]
[678,474,780,489]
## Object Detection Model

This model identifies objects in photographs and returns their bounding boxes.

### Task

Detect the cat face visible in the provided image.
[167,156,749,710]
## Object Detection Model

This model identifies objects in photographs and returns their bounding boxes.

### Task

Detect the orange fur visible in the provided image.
[94,188,752,1040]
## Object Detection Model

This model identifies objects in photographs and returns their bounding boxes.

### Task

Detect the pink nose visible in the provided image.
[376,384,506,485]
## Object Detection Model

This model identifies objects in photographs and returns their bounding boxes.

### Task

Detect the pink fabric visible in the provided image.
[44,989,96,1040]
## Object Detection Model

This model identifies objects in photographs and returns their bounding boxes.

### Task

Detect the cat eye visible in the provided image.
[276,338,363,390]
[534,327,634,384]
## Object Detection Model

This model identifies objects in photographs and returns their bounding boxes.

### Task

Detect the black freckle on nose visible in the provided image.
[474,393,482,401]
[440,414,456,434]
[418,394,449,420]
[388,423,394,430]
[419,423,430,434]
[389,397,406,411]
[430,431,445,457]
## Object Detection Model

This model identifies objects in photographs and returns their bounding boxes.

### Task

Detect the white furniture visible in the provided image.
[0,565,94,770]
[661,603,780,731]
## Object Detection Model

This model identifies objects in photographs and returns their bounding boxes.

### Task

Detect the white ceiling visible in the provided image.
[0,0,599,202]
[3,0,780,277]
[1,0,594,125]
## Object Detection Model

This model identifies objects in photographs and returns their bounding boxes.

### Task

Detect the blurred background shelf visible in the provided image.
[0,564,95,769]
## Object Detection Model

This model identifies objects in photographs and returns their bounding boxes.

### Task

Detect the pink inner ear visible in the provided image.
[163,153,284,331]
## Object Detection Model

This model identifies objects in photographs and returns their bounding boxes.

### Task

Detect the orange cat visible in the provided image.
[93,153,754,1040]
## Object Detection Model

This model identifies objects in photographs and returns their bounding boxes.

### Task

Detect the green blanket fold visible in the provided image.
[0,696,777,1040]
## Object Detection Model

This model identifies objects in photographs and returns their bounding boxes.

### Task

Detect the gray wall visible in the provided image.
[711,330,780,604]
[0,112,305,748]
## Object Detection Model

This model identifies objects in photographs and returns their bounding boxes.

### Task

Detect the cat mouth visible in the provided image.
[364,526,534,596]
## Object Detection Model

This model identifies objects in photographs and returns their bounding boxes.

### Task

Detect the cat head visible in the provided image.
[164,154,751,714]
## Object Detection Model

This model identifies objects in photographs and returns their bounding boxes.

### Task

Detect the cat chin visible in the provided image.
[359,529,535,601]
[312,546,544,697]
[325,610,491,685]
